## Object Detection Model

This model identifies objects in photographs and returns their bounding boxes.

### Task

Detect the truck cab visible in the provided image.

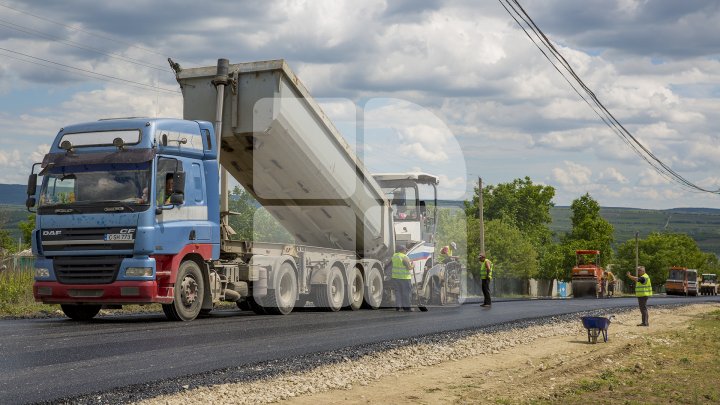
[665,267,698,296]
[27,118,220,320]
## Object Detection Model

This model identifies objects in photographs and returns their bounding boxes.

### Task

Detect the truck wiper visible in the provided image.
[92,200,136,212]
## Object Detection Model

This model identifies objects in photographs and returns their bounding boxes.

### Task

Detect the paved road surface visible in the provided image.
[1,295,718,404]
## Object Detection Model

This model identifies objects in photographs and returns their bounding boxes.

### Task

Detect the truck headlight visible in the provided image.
[125,267,153,277]
[35,268,50,279]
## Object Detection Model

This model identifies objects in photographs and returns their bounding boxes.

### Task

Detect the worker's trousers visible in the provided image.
[481,278,491,306]
[637,296,649,325]
[393,279,412,311]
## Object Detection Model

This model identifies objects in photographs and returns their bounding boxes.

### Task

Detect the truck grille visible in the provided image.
[54,256,124,284]
[41,227,136,252]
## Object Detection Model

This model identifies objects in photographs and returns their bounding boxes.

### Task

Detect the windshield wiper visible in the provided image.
[92,200,136,212]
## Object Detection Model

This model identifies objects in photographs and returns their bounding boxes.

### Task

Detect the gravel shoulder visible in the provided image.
[136,303,720,405]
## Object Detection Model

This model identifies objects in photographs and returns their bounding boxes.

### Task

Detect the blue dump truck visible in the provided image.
[26,59,449,321]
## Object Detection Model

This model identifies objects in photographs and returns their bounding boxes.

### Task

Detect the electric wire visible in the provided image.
[499,0,719,194]
[497,0,680,189]
[0,1,171,61]
[0,18,169,71]
[0,46,180,94]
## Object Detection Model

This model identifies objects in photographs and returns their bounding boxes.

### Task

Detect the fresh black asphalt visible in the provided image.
[1,295,718,404]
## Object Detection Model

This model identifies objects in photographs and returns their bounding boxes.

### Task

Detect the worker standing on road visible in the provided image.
[627,266,652,326]
[605,270,616,297]
[478,253,493,307]
[392,245,414,312]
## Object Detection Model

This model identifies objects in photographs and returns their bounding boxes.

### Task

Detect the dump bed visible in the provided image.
[176,60,392,259]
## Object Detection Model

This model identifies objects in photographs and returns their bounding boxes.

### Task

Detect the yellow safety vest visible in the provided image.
[480,259,493,280]
[392,253,412,280]
[635,273,652,297]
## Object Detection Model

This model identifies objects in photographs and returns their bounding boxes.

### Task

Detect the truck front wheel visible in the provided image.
[61,304,101,321]
[163,260,204,321]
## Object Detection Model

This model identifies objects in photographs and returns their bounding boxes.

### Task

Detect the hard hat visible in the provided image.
[450,242,457,250]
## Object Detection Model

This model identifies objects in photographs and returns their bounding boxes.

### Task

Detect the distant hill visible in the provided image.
[550,206,720,257]
[0,184,27,205]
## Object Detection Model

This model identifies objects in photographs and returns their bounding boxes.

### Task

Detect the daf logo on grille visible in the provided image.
[104,207,125,212]
[43,230,61,236]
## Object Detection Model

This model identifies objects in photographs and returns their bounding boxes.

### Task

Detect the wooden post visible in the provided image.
[478,177,485,255]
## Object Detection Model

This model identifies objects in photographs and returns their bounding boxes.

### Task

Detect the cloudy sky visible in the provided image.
[1,0,719,209]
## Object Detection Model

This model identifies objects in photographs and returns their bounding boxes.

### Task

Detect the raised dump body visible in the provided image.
[176,60,392,259]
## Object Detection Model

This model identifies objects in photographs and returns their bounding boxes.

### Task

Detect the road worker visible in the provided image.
[392,245,414,312]
[478,253,493,307]
[627,266,651,326]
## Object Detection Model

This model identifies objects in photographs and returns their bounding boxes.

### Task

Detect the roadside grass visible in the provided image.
[0,265,58,317]
[538,310,720,404]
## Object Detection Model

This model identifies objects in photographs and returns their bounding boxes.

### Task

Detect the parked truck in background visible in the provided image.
[26,59,449,321]
[699,273,718,296]
[665,267,698,296]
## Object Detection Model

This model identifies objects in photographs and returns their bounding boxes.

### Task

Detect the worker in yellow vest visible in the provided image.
[438,242,458,264]
[478,253,493,307]
[392,245,414,312]
[627,266,652,326]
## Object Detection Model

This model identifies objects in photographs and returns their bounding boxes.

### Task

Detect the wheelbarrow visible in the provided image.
[581,316,612,343]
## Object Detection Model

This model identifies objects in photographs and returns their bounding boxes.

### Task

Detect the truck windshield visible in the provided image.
[39,162,151,207]
[668,269,684,281]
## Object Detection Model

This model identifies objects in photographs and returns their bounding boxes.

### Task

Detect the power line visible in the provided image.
[499,0,719,194]
[0,1,172,61]
[0,18,169,71]
[0,46,180,94]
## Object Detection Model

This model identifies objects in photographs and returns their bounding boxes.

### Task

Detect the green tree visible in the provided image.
[227,186,260,241]
[615,232,718,288]
[227,186,293,243]
[467,218,538,279]
[466,177,555,239]
[18,214,35,247]
[561,193,614,273]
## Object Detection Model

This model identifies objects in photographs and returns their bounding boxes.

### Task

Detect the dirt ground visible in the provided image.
[282,303,720,405]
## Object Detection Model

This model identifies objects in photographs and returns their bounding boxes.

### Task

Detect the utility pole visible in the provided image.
[635,231,639,277]
[478,177,485,255]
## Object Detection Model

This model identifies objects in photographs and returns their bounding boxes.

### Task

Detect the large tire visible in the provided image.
[162,260,204,321]
[61,304,101,321]
[313,266,344,312]
[262,262,297,315]
[362,266,384,309]
[346,267,364,311]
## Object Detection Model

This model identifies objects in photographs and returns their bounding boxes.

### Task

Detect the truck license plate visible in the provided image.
[105,233,133,241]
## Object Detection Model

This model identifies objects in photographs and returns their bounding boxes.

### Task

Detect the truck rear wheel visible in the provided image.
[361,266,383,309]
[345,267,364,311]
[313,266,344,311]
[61,304,101,321]
[163,260,204,321]
[262,262,297,315]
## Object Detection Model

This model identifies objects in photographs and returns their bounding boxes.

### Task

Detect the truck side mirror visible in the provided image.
[27,173,37,196]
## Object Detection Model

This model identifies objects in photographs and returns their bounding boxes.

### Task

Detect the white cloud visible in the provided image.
[598,167,629,184]
[551,161,592,187]
[638,168,671,186]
